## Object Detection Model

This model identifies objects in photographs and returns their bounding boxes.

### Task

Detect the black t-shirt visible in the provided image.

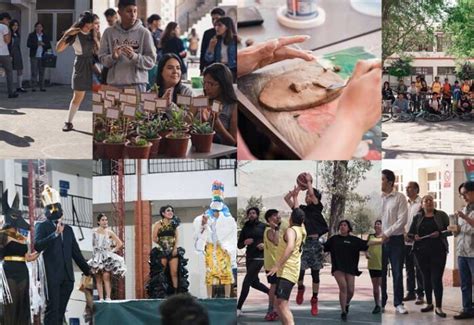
[237,220,266,260]
[299,203,328,236]
[324,234,368,276]
[416,217,443,250]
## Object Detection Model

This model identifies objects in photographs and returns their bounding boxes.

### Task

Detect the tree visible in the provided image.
[455,62,474,81]
[444,0,474,59]
[387,57,413,78]
[350,207,374,238]
[319,161,373,236]
[237,196,264,229]
[382,0,448,62]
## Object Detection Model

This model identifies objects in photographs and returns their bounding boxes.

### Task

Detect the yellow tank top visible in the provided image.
[264,227,279,270]
[367,234,382,270]
[276,225,306,283]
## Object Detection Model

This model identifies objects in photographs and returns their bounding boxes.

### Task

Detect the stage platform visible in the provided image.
[94,298,236,324]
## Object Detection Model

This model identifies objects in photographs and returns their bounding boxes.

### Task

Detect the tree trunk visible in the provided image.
[328,161,348,236]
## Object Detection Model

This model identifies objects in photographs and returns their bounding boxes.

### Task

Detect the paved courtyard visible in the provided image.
[382,119,474,159]
[0,85,92,159]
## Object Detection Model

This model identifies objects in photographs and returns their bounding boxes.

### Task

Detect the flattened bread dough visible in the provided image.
[259,65,344,111]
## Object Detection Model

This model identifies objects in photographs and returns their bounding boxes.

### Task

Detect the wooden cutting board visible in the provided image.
[238,60,343,158]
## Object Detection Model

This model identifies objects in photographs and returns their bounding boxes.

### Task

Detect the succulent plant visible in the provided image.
[106,133,126,144]
[192,118,214,134]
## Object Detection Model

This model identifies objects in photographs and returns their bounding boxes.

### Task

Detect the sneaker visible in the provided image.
[272,311,279,321]
[403,293,416,301]
[8,93,18,98]
[310,297,318,316]
[435,308,446,318]
[296,285,305,305]
[341,312,347,321]
[453,311,474,320]
[40,88,46,92]
[16,87,27,93]
[264,311,273,321]
[105,298,111,302]
[346,304,350,314]
[62,122,74,132]
[421,304,434,312]
[395,305,408,314]
[372,305,381,314]
[415,296,424,305]
[236,309,243,317]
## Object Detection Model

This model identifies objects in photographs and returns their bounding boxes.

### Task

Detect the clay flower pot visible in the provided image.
[102,141,125,159]
[191,131,215,153]
[125,141,152,159]
[158,129,172,155]
[165,133,191,158]
[93,140,106,159]
[147,136,162,158]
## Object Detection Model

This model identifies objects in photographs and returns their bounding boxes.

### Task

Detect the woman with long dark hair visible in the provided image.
[155,53,193,107]
[147,205,189,297]
[56,11,98,132]
[8,19,26,93]
[160,22,187,78]
[200,63,238,146]
[204,16,237,79]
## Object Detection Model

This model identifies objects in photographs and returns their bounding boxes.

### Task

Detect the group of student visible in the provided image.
[383,76,472,115]
[237,173,383,324]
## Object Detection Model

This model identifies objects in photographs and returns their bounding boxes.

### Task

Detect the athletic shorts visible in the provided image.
[275,277,295,301]
[266,271,277,284]
[369,269,382,278]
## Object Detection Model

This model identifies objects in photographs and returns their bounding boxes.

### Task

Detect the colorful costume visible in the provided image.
[147,216,189,298]
[88,231,126,277]
[193,181,237,287]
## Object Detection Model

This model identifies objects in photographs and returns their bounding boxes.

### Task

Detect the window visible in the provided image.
[394,173,404,193]
[37,0,74,10]
[411,67,433,76]
[437,67,456,76]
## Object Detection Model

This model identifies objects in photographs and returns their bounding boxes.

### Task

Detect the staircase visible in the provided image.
[176,0,222,33]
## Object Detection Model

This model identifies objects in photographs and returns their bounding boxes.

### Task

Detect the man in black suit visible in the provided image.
[199,7,225,74]
[35,186,90,325]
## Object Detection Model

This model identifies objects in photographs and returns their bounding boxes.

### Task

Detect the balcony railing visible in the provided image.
[148,159,236,174]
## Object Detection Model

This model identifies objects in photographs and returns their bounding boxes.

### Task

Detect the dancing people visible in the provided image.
[324,220,378,321]
[407,195,450,317]
[366,220,383,314]
[147,205,189,298]
[284,172,328,316]
[56,11,98,132]
[34,185,91,325]
[237,207,269,316]
[267,208,306,325]
[88,213,126,301]
[194,181,237,298]
[0,190,39,325]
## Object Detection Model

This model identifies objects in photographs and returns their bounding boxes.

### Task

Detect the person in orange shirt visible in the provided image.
[461,78,471,94]
[441,78,452,111]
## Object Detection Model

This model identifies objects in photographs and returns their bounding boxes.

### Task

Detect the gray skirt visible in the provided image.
[71,55,93,91]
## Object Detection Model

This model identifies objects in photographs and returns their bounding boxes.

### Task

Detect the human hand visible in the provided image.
[447,225,460,234]
[414,235,421,241]
[305,172,313,185]
[26,252,40,262]
[257,243,264,250]
[382,234,389,243]
[112,45,123,60]
[121,45,135,59]
[244,238,254,246]
[55,221,64,235]
[456,210,467,220]
[237,35,315,78]
[334,59,382,133]
[266,265,279,277]
[209,37,218,49]
[65,27,81,37]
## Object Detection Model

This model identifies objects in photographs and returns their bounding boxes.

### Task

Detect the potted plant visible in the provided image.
[138,119,162,158]
[190,118,215,153]
[103,131,126,159]
[165,105,192,157]
[125,137,152,159]
[93,130,107,159]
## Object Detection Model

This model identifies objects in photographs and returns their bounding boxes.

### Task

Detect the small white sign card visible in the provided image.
[93,92,102,102]
[104,99,113,109]
[98,90,105,98]
[125,95,137,104]
[123,105,136,117]
[177,94,192,106]
[119,93,128,103]
[106,108,120,120]
[93,104,104,114]
[143,100,156,112]
[212,100,222,113]
[192,96,209,108]
[124,88,137,95]
[155,98,168,109]
[106,90,120,100]
[141,92,156,102]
